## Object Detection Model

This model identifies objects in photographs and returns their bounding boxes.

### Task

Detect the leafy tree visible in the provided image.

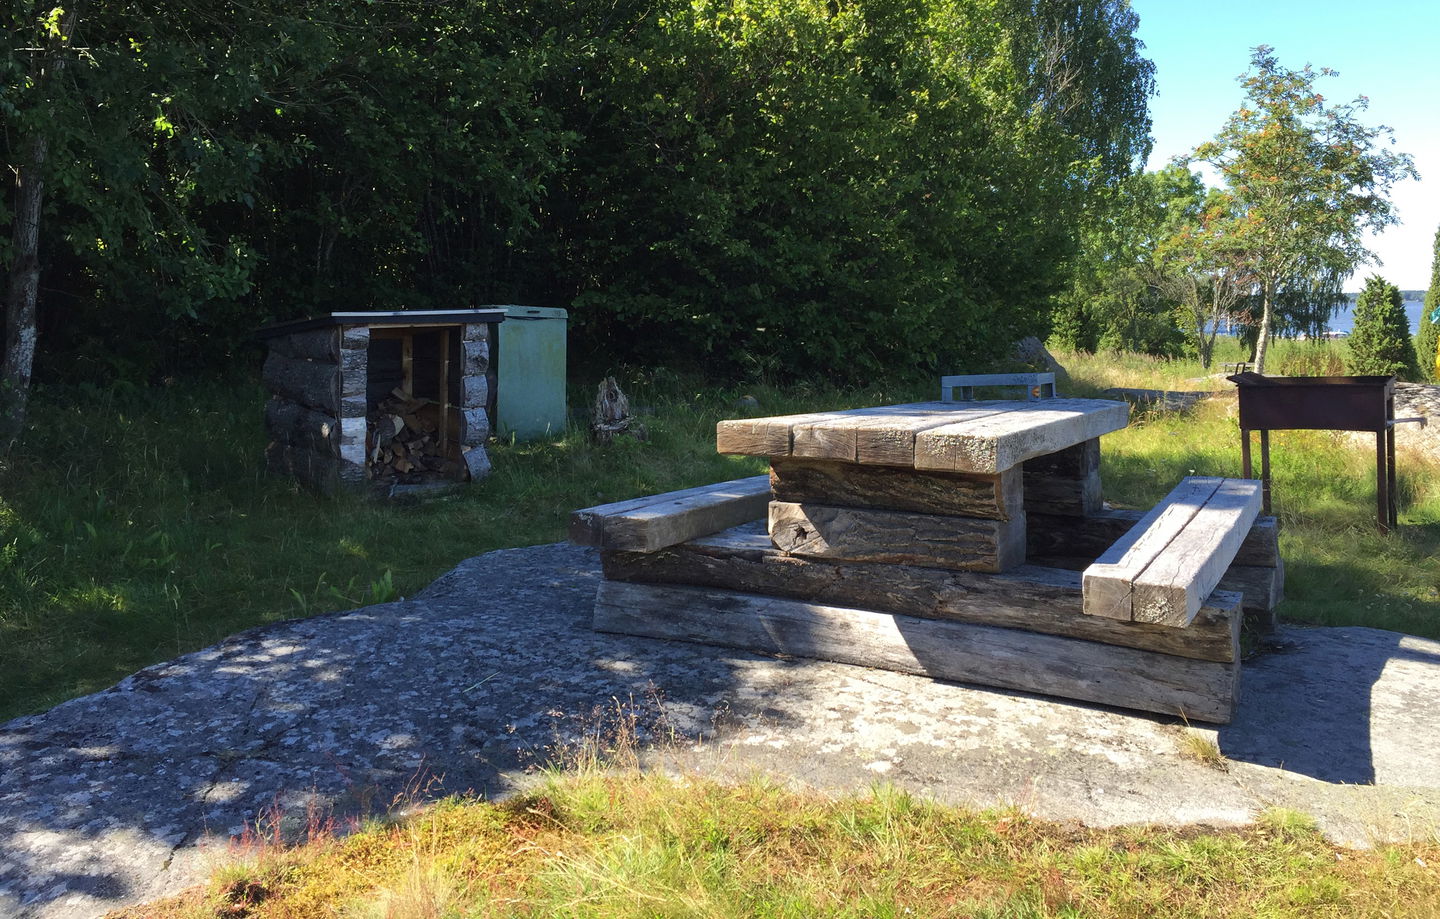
[5,0,1158,446]
[1055,166,1196,359]
[1418,224,1440,381]
[1191,47,1417,375]
[1148,186,1254,369]
[1348,275,1419,380]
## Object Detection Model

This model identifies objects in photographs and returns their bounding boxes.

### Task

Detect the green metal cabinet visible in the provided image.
[494,305,568,441]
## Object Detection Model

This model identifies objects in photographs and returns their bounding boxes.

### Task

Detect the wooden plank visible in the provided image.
[913,399,1129,474]
[769,501,1025,572]
[603,525,1241,662]
[569,475,771,551]
[1081,478,1223,621]
[1130,479,1263,626]
[268,328,340,363]
[1024,439,1100,477]
[439,328,451,451]
[770,458,1022,521]
[264,441,339,494]
[262,351,340,415]
[263,397,339,455]
[1029,510,1280,570]
[717,410,861,457]
[593,581,1241,724]
[402,334,414,396]
[791,403,1006,464]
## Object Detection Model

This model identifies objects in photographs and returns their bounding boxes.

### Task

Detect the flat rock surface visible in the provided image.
[3,544,1439,918]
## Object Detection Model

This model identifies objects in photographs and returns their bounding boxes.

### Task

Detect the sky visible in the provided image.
[1129,0,1440,291]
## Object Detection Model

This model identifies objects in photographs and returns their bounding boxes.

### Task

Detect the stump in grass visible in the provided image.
[590,377,647,445]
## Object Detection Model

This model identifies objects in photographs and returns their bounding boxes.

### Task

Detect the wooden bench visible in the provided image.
[1083,477,1263,627]
[569,475,771,552]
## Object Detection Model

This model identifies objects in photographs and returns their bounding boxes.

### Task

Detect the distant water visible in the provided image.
[1327,298,1427,336]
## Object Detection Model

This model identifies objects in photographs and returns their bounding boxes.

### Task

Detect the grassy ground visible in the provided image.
[0,372,929,720]
[114,768,1440,918]
[1058,345,1440,638]
[3,345,1438,720]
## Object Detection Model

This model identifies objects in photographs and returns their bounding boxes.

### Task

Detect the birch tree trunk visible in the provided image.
[1,134,47,451]
[1,4,81,452]
[1252,280,1274,375]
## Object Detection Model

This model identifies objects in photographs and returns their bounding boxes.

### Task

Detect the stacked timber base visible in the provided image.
[574,400,1285,725]
[594,522,1245,725]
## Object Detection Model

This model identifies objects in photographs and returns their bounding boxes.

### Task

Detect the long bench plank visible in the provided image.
[1083,477,1262,627]
[1029,509,1280,569]
[1132,479,1263,625]
[1083,478,1223,622]
[569,475,771,552]
[602,523,1242,662]
[594,580,1242,724]
[769,500,1026,572]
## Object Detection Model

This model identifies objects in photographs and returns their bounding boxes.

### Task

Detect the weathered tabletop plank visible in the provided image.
[913,399,1130,474]
[569,475,771,552]
[719,399,1128,474]
[594,580,1242,723]
[791,403,1008,465]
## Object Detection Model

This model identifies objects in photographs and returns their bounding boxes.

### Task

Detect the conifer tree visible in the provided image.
[1349,275,1420,380]
[1421,225,1440,381]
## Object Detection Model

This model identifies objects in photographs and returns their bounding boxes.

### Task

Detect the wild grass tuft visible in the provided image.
[113,769,1440,919]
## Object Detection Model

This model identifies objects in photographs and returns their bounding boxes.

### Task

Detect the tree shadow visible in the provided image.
[0,543,807,916]
[1218,627,1440,785]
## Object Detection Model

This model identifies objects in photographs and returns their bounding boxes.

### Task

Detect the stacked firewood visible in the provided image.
[368,388,462,480]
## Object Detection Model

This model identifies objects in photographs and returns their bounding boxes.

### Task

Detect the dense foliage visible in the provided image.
[3,0,1155,391]
[1052,167,1192,357]
[1348,275,1419,380]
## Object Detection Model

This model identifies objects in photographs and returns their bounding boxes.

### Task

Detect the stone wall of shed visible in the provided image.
[262,327,344,493]
[459,322,493,480]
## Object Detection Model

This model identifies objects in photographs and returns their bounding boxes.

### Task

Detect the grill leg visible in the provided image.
[1387,425,1398,530]
[1376,432,1390,535]
[1259,429,1271,516]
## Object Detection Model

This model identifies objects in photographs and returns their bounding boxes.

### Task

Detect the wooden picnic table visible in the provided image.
[716,399,1129,573]
[572,396,1281,724]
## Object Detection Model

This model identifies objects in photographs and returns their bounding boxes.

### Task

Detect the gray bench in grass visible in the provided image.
[1083,477,1263,628]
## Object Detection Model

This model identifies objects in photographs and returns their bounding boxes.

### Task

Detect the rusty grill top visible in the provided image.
[1227,373,1395,433]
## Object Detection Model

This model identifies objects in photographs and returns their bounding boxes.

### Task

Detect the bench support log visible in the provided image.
[595,580,1242,724]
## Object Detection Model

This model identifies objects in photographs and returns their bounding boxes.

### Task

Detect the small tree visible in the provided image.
[1191,47,1417,374]
[1419,224,1440,381]
[1349,275,1419,380]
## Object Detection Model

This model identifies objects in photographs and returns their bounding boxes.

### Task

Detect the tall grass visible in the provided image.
[113,770,1440,918]
[4,349,1439,720]
[0,372,932,720]
[1061,346,1440,638]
